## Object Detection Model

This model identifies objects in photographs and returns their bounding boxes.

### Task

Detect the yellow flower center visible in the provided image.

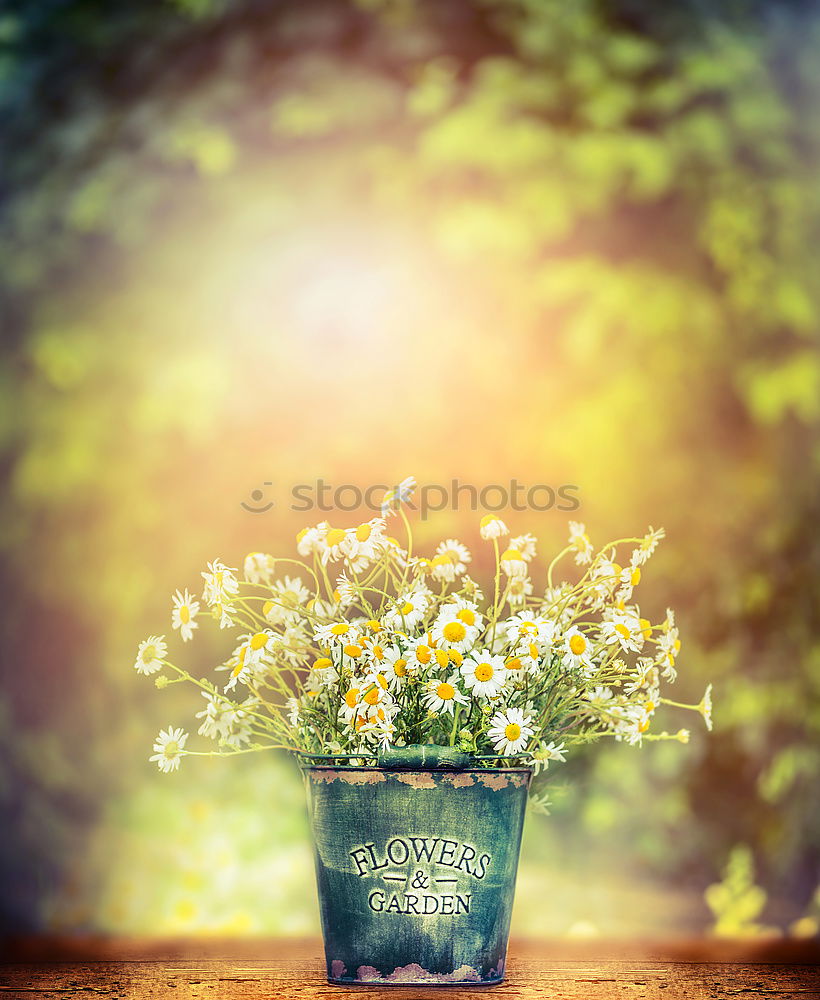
[528,643,538,660]
[400,601,414,615]
[356,523,372,542]
[262,600,274,617]
[141,645,156,662]
[372,644,385,660]
[178,606,190,624]
[639,618,652,639]
[367,619,382,632]
[437,683,455,700]
[519,621,537,634]
[443,621,466,642]
[345,689,359,709]
[645,700,655,713]
[250,632,268,650]
[504,723,521,742]
[326,528,346,547]
[475,663,494,682]
[376,673,388,689]
[449,649,463,666]
[330,623,349,635]
[416,645,431,664]
[506,657,522,672]
[501,548,523,563]
[569,634,587,655]
[480,514,497,527]
[456,609,476,626]
[164,741,179,756]
[344,644,362,658]
[631,566,641,586]
[394,659,407,677]
[364,687,381,706]
[314,657,333,671]
[615,623,631,640]
[296,528,308,542]
[434,649,449,667]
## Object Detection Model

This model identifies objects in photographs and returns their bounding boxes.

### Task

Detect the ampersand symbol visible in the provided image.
[410,870,429,889]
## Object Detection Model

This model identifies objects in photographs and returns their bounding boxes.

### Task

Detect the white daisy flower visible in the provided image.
[343,519,388,571]
[616,558,643,601]
[333,574,357,608]
[201,560,239,606]
[406,639,435,674]
[296,523,327,558]
[699,683,713,731]
[510,533,537,562]
[529,740,566,773]
[134,635,167,675]
[560,626,594,674]
[460,654,506,698]
[488,707,535,756]
[381,476,417,516]
[655,627,681,681]
[624,658,658,695]
[273,574,310,607]
[585,685,614,704]
[430,553,458,583]
[314,620,360,646]
[244,551,275,585]
[196,693,254,746]
[438,597,484,632]
[514,638,547,675]
[286,697,300,728]
[149,726,188,773]
[210,602,235,629]
[320,525,349,564]
[423,674,468,715]
[335,638,368,672]
[479,514,509,540]
[430,612,479,652]
[507,575,533,609]
[568,521,593,565]
[600,612,644,653]
[339,686,363,724]
[306,656,339,690]
[383,590,429,630]
[632,526,665,566]
[504,613,555,645]
[435,538,472,576]
[503,653,526,681]
[381,646,410,688]
[500,547,528,579]
[171,589,199,642]
[245,629,275,667]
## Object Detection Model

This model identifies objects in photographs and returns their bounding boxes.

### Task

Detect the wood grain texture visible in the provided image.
[1,939,818,999]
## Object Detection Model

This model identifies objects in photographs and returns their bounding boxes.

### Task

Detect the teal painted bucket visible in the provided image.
[301,748,531,986]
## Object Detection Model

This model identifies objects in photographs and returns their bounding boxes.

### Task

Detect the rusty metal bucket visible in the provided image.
[301,747,530,985]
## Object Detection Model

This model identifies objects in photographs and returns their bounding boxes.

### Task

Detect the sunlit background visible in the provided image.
[1,0,819,941]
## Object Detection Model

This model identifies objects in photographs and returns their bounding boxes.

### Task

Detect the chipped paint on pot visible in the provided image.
[302,753,530,986]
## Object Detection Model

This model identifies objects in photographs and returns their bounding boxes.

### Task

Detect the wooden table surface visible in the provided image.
[1,937,818,999]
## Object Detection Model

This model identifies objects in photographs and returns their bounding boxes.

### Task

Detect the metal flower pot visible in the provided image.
[301,746,531,986]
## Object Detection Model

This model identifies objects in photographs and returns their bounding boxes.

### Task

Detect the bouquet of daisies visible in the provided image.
[134,478,711,782]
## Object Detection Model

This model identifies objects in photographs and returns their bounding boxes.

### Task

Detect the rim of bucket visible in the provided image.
[295,750,532,774]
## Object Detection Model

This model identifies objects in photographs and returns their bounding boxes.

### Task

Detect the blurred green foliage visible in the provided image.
[0,0,818,935]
